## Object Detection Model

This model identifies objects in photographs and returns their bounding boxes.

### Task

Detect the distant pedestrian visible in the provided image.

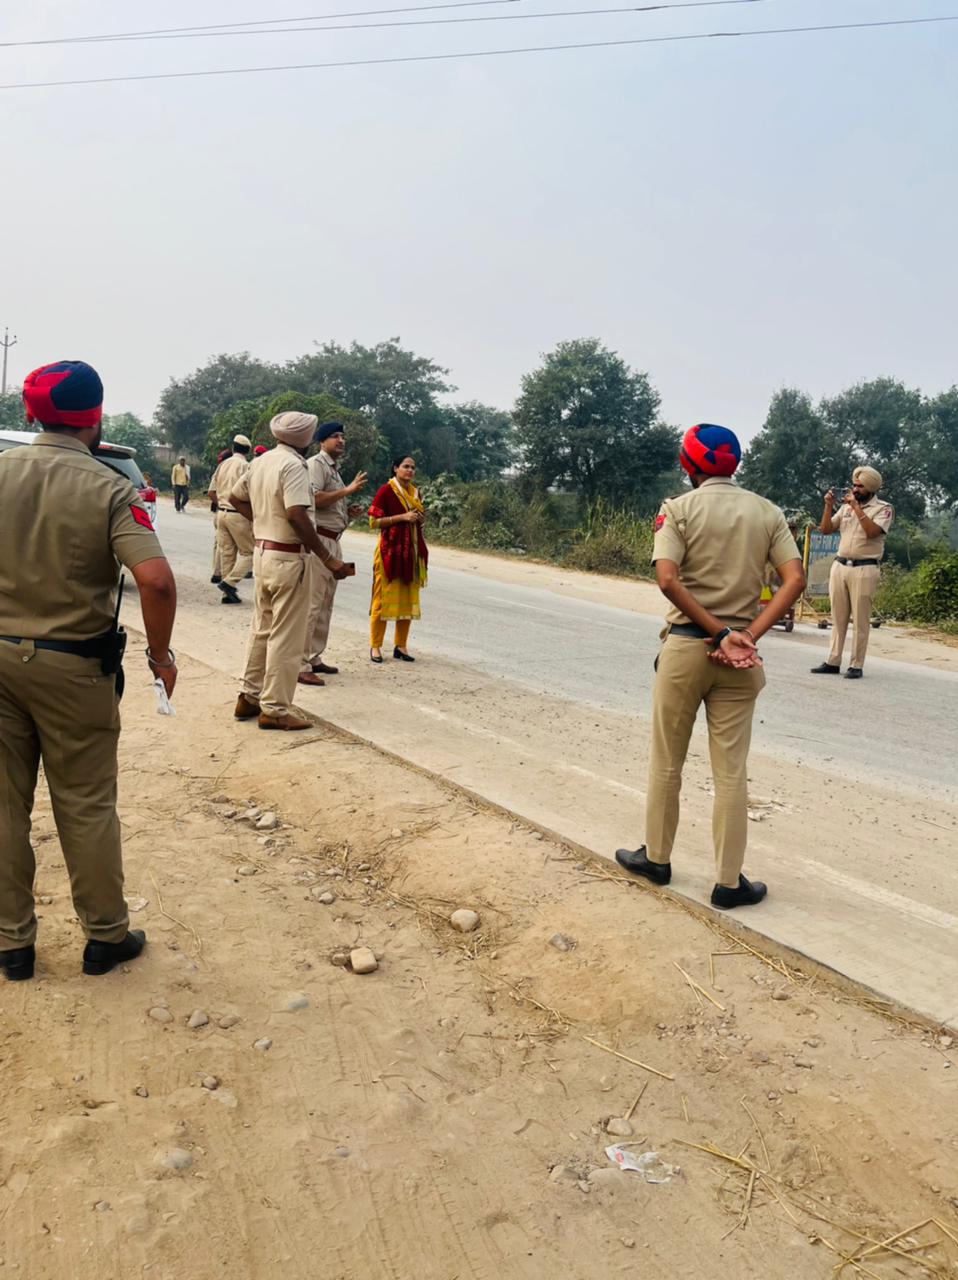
[810,466,893,680]
[208,434,254,605]
[0,360,178,981]
[171,456,191,512]
[299,422,367,686]
[208,448,231,582]
[229,412,350,731]
[615,424,804,909]
[369,456,428,664]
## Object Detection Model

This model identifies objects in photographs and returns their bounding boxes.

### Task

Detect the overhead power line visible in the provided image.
[0,2,834,49]
[0,0,789,47]
[0,14,954,92]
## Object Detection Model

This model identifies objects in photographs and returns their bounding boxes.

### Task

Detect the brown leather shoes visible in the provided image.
[258,712,311,731]
[234,694,260,720]
[297,672,325,686]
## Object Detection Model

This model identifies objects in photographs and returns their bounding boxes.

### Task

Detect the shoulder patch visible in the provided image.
[131,504,154,531]
[654,513,666,532]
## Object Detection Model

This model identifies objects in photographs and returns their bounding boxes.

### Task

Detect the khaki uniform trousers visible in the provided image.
[303,536,340,668]
[217,511,255,589]
[211,511,222,577]
[827,560,880,668]
[0,641,129,950]
[241,549,310,717]
[645,635,766,888]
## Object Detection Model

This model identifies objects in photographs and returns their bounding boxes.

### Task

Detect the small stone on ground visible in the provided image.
[450,909,480,933]
[350,947,378,974]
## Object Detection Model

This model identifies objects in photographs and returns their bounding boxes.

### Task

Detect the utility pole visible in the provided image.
[1,328,17,395]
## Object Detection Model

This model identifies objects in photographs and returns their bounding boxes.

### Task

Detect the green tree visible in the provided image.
[437,401,516,481]
[513,339,677,509]
[739,388,847,517]
[820,378,928,522]
[924,387,958,512]
[101,411,157,479]
[154,353,286,455]
[204,392,383,489]
[0,388,28,431]
[287,339,454,473]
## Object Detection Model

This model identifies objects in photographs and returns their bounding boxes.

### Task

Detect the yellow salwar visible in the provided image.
[369,479,427,648]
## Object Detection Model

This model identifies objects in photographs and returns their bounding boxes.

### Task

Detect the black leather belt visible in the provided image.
[667,623,713,639]
[1,634,108,659]
[835,556,879,567]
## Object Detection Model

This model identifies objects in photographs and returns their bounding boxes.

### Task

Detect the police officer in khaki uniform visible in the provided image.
[229,411,350,731]
[811,466,893,679]
[208,433,254,604]
[615,424,805,909]
[0,361,178,981]
[208,448,231,583]
[298,422,367,687]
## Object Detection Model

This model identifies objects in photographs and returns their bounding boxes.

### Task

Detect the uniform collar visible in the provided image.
[32,431,92,455]
[699,476,735,488]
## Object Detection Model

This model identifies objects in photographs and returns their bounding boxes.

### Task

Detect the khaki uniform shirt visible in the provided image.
[209,453,249,511]
[828,496,894,560]
[230,442,311,545]
[653,478,800,630]
[171,463,190,486]
[0,433,164,641]
[308,450,349,534]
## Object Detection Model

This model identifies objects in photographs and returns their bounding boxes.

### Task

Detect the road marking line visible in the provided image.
[407,701,647,799]
[796,856,958,935]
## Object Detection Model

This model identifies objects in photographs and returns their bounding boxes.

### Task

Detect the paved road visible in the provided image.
[156,504,958,797]
[148,503,958,1026]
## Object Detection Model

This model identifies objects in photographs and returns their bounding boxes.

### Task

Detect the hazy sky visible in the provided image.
[2,0,956,439]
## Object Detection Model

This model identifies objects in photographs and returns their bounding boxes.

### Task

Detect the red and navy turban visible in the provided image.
[680,423,741,478]
[23,361,104,428]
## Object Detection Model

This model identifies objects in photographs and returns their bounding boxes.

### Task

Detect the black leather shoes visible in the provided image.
[1,944,35,981]
[614,846,671,885]
[218,582,241,604]
[844,667,863,679]
[210,574,222,584]
[711,875,767,909]
[82,929,146,976]
[810,663,840,674]
[393,648,415,662]
[312,662,339,675]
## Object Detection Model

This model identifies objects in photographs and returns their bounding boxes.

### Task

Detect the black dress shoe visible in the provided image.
[218,582,241,604]
[844,667,863,679]
[82,929,146,976]
[312,662,339,675]
[810,663,841,674]
[614,845,671,885]
[0,944,35,981]
[393,647,415,662]
[211,574,222,584]
[370,648,384,664]
[711,875,767,909]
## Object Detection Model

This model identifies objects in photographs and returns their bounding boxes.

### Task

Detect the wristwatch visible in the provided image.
[711,627,732,647]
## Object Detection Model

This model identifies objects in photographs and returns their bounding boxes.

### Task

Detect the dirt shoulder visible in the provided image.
[3,649,956,1279]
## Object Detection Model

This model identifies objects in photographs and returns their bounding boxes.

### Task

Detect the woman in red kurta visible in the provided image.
[368,456,428,663]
